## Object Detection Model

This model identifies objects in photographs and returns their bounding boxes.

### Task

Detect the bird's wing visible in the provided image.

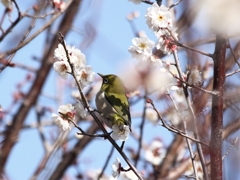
[104,92,131,127]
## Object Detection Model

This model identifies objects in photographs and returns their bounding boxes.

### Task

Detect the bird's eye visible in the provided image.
[103,78,108,84]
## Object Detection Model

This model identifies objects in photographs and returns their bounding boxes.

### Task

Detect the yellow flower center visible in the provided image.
[139,43,146,49]
[158,15,164,21]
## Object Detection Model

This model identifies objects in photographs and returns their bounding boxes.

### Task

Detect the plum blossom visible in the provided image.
[148,55,163,66]
[146,108,159,125]
[53,60,71,79]
[52,103,75,131]
[76,65,95,88]
[54,43,86,68]
[145,140,166,165]
[121,170,139,180]
[112,158,121,178]
[128,36,155,61]
[145,3,172,32]
[58,103,75,115]
[53,43,95,88]
[156,31,178,55]
[188,67,203,86]
[52,114,71,131]
[111,124,130,141]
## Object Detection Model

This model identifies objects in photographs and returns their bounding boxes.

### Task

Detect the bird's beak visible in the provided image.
[97,73,104,78]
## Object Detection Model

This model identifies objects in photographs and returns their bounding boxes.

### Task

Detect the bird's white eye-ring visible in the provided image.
[103,78,108,84]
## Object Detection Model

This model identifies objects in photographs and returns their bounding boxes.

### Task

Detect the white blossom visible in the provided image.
[146,108,159,125]
[54,43,86,68]
[128,0,141,5]
[145,3,172,32]
[75,101,88,118]
[121,170,139,180]
[164,107,181,125]
[112,158,121,178]
[54,43,67,59]
[71,90,80,99]
[145,140,166,165]
[111,124,130,141]
[53,43,95,87]
[58,103,75,115]
[70,48,86,68]
[52,113,71,131]
[76,65,95,88]
[53,60,71,79]
[188,68,203,86]
[148,55,163,66]
[128,36,155,61]
[52,104,75,131]
[156,34,177,55]
[1,0,12,9]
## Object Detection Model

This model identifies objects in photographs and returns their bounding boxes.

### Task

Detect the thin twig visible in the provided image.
[222,137,238,161]
[184,122,199,180]
[168,0,183,10]
[59,112,107,138]
[227,39,240,68]
[0,0,22,42]
[0,1,46,72]
[142,0,153,5]
[0,0,71,61]
[23,10,55,19]
[147,99,209,147]
[226,69,240,77]
[35,105,51,153]
[169,71,219,96]
[134,93,147,167]
[175,41,213,57]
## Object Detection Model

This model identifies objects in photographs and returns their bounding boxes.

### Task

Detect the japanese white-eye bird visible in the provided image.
[95,73,131,131]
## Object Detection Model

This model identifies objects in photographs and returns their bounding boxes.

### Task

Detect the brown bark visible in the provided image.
[210,34,227,180]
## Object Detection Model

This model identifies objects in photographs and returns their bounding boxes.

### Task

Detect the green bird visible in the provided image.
[95,73,131,131]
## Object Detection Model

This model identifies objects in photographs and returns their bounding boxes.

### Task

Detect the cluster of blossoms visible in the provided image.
[53,42,95,88]
[128,3,178,63]
[52,43,94,131]
[52,102,87,131]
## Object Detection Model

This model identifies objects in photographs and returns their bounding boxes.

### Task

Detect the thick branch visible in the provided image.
[210,34,227,180]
